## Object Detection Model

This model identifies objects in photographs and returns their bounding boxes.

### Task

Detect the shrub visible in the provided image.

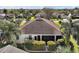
[54,21,61,27]
[30,16,35,21]
[0,42,4,48]
[60,28,65,33]
[57,39,64,44]
[56,46,71,53]
[57,39,64,42]
[16,40,25,50]
[57,38,67,47]
[47,41,56,46]
[32,40,46,51]
[24,40,33,50]
[0,41,13,48]
[47,41,56,51]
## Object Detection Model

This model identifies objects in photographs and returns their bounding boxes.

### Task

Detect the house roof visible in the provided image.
[0,13,5,18]
[0,14,5,16]
[0,45,26,53]
[21,18,62,35]
[35,12,47,18]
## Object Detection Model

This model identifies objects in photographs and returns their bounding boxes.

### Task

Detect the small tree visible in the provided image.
[0,20,20,47]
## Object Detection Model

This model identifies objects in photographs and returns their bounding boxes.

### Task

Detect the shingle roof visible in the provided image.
[0,45,26,53]
[21,18,62,35]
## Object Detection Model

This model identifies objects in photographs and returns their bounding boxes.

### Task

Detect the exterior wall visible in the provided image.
[19,34,62,41]
[19,34,38,40]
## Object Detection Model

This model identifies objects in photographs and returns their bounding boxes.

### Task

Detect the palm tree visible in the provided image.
[61,13,79,45]
[61,13,72,45]
[0,20,20,47]
[72,19,79,45]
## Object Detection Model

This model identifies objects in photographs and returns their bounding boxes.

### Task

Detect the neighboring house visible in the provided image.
[0,13,5,19]
[20,17,62,42]
[52,12,59,18]
[16,13,32,18]
[6,14,14,19]
[0,45,26,53]
[35,12,47,19]
[71,14,79,19]
[0,13,14,19]
[52,12,68,19]
[60,13,68,19]
[16,13,23,18]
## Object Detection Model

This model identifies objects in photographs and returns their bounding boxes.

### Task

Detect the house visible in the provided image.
[0,13,15,19]
[71,14,79,19]
[0,45,26,53]
[20,17,62,42]
[0,13,5,19]
[16,13,23,18]
[60,13,68,19]
[52,12,68,19]
[35,12,47,19]
[6,14,14,19]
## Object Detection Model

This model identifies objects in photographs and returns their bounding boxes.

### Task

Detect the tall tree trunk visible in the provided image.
[10,34,17,47]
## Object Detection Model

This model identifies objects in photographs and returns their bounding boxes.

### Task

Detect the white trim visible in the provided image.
[54,35,56,42]
[25,34,62,36]
[40,35,42,41]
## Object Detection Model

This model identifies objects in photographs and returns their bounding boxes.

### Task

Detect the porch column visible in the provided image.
[40,35,42,41]
[54,35,56,42]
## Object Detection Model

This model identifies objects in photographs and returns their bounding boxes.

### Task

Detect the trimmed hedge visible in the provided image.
[47,41,57,51]
[32,40,46,51]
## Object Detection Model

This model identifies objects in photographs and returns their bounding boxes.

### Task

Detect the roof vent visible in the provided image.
[36,18,43,21]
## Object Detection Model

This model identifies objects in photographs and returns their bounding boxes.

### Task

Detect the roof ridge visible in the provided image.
[42,18,61,32]
[21,20,36,30]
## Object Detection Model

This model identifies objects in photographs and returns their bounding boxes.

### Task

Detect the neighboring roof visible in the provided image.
[0,14,5,18]
[0,14,5,16]
[72,15,79,19]
[0,45,26,53]
[21,18,62,35]
[35,12,47,18]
